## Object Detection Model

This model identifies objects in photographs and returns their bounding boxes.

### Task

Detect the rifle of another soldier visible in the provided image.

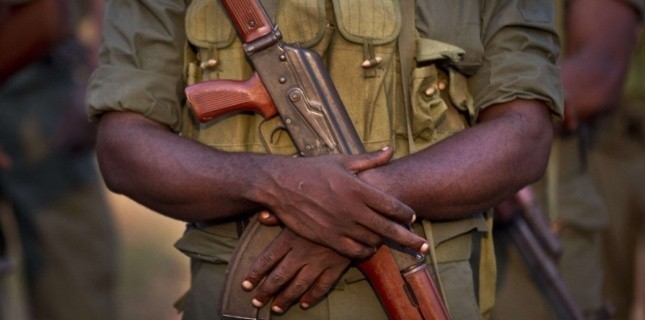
[495,186,590,320]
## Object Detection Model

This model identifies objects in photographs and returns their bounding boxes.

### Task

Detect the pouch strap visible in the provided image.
[261,0,278,21]
[398,0,450,310]
[397,0,416,154]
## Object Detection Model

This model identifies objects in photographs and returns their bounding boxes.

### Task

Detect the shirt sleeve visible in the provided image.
[86,0,188,132]
[469,0,564,119]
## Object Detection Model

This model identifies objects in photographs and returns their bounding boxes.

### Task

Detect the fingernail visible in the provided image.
[410,214,416,223]
[301,302,310,309]
[381,146,390,151]
[272,305,284,314]
[420,243,429,253]
[252,299,264,308]
[242,280,253,290]
[260,211,271,219]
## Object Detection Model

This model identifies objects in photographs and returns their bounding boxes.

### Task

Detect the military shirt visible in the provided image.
[87,0,563,318]
[87,0,563,129]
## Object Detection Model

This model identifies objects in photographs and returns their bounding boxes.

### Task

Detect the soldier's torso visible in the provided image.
[181,0,480,158]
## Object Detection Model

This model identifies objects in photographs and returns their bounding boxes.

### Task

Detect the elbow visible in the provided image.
[95,130,129,195]
[502,100,555,186]
[520,109,554,185]
[525,124,553,184]
[96,155,121,195]
[94,111,154,196]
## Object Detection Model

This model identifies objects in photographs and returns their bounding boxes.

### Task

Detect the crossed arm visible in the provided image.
[96,96,553,311]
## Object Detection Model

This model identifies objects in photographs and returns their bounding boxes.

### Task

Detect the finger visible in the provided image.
[243,238,290,291]
[258,210,280,226]
[362,186,416,224]
[341,146,394,173]
[252,255,302,308]
[330,235,377,259]
[350,225,383,248]
[299,269,344,309]
[270,265,317,314]
[358,214,429,254]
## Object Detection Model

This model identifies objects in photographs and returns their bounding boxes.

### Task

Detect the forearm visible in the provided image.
[96,111,268,222]
[361,99,553,220]
[97,111,426,256]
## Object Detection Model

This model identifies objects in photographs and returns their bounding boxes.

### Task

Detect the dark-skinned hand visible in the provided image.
[257,146,428,259]
[242,227,351,314]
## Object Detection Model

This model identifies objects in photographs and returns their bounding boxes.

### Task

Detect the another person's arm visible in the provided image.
[559,0,640,130]
[0,0,70,83]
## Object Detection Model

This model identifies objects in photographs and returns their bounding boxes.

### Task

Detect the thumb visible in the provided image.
[257,210,280,226]
[343,146,394,173]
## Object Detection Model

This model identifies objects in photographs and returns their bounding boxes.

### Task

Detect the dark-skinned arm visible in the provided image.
[360,98,553,220]
[559,0,640,131]
[95,111,427,259]
[242,98,554,313]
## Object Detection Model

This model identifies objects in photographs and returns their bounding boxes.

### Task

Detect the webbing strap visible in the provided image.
[398,0,451,314]
[398,0,416,154]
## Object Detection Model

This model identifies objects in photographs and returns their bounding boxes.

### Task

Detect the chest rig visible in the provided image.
[181,0,474,159]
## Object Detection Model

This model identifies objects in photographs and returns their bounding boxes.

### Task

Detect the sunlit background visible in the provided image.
[2,184,190,320]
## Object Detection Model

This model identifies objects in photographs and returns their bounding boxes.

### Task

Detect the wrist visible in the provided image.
[358,167,397,199]
[241,153,286,212]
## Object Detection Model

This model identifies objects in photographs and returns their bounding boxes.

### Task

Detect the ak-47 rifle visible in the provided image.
[497,186,585,320]
[185,1,450,319]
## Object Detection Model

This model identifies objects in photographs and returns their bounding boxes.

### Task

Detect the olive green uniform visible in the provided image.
[590,28,645,319]
[87,0,563,319]
[0,1,119,319]
[493,1,644,319]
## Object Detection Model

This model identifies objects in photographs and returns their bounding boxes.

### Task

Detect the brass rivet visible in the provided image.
[424,86,436,96]
[361,56,383,68]
[200,59,219,70]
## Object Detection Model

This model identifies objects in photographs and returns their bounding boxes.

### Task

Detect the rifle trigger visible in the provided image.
[258,118,289,154]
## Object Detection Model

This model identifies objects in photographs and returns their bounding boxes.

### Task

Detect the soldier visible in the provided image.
[493,0,643,319]
[87,0,563,319]
[0,0,118,319]
[590,28,645,320]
